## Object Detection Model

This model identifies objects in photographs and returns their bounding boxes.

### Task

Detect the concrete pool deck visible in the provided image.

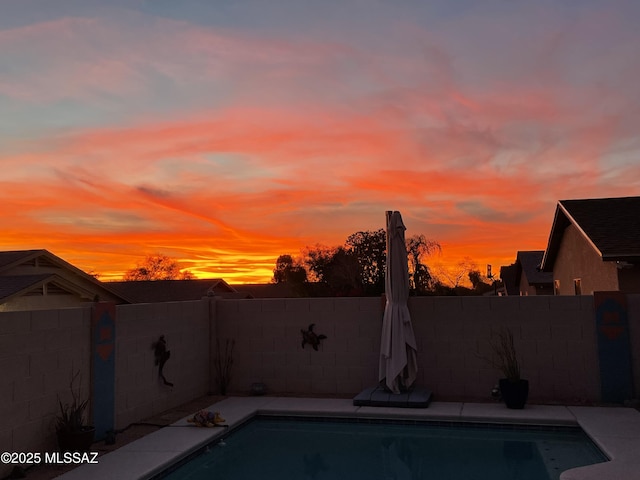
[55,397,640,480]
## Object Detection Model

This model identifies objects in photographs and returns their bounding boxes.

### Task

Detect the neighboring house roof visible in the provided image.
[0,249,132,305]
[232,282,299,298]
[541,196,640,270]
[516,251,553,286]
[107,278,250,303]
[231,282,336,298]
[499,264,519,296]
[0,250,44,270]
[0,274,53,302]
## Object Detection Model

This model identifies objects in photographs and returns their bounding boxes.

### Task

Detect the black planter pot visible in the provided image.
[57,426,95,452]
[499,378,529,409]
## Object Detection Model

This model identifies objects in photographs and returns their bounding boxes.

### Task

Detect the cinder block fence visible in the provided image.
[1,294,638,478]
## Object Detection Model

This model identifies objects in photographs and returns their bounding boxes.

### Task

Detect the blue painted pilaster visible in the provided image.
[594,291,634,403]
[91,302,116,440]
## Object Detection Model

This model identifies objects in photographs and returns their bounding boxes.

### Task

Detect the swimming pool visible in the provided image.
[156,416,607,480]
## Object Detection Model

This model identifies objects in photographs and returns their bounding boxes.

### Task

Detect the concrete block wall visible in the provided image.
[0,300,210,478]
[115,300,210,429]
[216,295,607,403]
[214,297,382,396]
[409,295,600,402]
[0,307,90,479]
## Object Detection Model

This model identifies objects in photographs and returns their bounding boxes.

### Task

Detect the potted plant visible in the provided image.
[56,370,95,452]
[482,327,529,409]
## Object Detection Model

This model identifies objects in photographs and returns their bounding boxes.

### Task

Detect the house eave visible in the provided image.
[541,206,564,272]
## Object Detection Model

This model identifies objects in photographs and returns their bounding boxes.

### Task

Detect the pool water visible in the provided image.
[160,417,607,480]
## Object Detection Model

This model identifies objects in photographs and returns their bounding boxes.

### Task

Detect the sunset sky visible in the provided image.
[1,0,639,283]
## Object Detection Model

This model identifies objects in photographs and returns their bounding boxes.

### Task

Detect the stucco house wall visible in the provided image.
[518,271,536,295]
[553,224,619,295]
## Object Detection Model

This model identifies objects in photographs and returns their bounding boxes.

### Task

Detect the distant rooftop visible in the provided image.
[499,264,518,296]
[516,251,553,286]
[231,282,299,298]
[108,278,251,303]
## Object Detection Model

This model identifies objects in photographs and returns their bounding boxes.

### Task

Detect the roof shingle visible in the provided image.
[516,251,553,285]
[0,274,53,301]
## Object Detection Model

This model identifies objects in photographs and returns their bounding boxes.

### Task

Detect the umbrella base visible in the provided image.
[353,385,432,408]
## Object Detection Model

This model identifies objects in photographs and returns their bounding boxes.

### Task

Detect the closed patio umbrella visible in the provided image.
[379,211,418,394]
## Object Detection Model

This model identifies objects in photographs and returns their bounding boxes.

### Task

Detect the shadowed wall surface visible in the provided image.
[217,295,603,402]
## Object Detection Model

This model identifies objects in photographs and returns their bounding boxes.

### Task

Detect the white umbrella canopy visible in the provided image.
[379,211,418,394]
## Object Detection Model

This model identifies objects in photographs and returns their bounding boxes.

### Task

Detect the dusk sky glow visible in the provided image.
[2,0,639,283]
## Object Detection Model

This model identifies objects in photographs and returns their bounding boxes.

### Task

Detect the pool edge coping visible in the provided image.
[54,398,640,480]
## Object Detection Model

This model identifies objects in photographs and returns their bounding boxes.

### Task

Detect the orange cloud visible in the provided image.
[2,88,638,282]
